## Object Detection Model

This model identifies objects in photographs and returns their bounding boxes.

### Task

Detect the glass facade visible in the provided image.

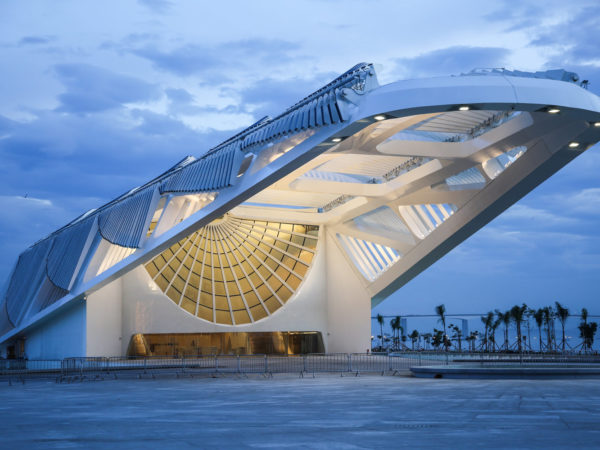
[127,331,325,356]
[145,215,319,325]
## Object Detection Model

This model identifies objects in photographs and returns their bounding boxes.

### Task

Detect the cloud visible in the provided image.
[138,0,172,13]
[529,5,600,62]
[550,188,600,216]
[131,39,302,77]
[499,204,577,226]
[394,46,511,78]
[19,35,55,46]
[482,2,557,33]
[0,195,66,275]
[237,74,337,118]
[53,63,161,113]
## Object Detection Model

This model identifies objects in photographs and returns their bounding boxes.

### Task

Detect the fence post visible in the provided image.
[445,353,449,366]
[303,354,307,374]
[348,354,352,373]
[215,355,219,373]
[237,355,241,374]
[264,354,268,373]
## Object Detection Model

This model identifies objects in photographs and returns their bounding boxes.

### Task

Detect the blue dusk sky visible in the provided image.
[1,0,600,317]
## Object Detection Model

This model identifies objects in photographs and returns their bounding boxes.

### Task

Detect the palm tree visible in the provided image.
[465,332,474,352]
[489,317,500,352]
[579,320,598,353]
[435,304,447,351]
[483,312,494,352]
[449,324,463,352]
[409,330,419,350]
[578,308,597,353]
[555,302,569,353]
[390,316,400,350]
[542,307,554,352]
[480,313,491,352]
[376,314,385,349]
[511,303,528,353]
[432,329,444,350]
[422,332,432,350]
[533,308,545,352]
[496,310,511,351]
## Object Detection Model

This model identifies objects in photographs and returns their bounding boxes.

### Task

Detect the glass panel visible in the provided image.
[215,310,232,325]
[263,297,281,314]
[166,286,180,304]
[146,263,158,278]
[244,291,260,307]
[197,306,213,322]
[233,310,251,325]
[229,295,245,311]
[181,298,196,315]
[251,305,268,321]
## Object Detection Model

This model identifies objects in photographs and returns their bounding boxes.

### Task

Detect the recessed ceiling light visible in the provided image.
[547,108,560,114]
[331,137,342,143]
[373,115,386,121]
[568,142,580,148]
[458,105,470,111]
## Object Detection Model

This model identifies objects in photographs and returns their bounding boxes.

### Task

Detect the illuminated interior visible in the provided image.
[127,331,325,356]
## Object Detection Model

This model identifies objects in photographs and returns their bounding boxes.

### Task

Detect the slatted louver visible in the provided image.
[4,238,53,326]
[336,234,401,282]
[46,216,95,290]
[444,167,486,190]
[98,186,155,248]
[160,145,241,194]
[398,203,457,239]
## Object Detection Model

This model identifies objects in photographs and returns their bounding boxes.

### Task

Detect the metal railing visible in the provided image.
[2,352,599,383]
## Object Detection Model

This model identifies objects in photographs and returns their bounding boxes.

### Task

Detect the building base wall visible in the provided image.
[23,300,86,359]
[86,278,123,357]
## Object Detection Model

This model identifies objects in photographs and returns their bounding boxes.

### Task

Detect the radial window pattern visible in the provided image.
[145,216,318,325]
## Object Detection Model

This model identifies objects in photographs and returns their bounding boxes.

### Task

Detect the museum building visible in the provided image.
[1,63,599,359]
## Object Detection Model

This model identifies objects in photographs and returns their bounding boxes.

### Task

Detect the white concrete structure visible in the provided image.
[2,64,600,358]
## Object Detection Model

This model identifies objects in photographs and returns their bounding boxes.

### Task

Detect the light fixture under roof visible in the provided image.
[331,137,343,143]
[568,141,580,148]
[547,107,561,114]
[373,115,386,121]
[594,122,600,127]
[458,105,470,111]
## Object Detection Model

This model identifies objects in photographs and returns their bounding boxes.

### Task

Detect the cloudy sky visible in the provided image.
[1,0,600,317]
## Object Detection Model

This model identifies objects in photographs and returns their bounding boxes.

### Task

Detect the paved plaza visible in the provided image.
[1,374,599,448]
